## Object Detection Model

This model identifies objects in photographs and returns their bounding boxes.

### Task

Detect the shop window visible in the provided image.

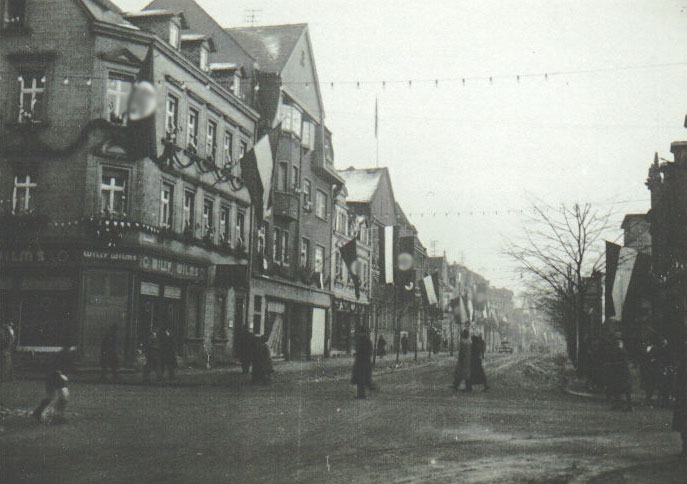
[3,0,26,30]
[12,173,36,214]
[18,70,46,123]
[106,73,133,125]
[160,182,174,229]
[101,168,128,216]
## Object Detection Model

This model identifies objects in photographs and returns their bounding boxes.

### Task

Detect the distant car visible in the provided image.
[498,341,514,354]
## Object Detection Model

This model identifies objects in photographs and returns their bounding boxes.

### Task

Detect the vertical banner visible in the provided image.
[384,226,394,285]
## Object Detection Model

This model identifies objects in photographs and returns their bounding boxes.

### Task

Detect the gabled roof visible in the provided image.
[337,167,385,203]
[145,0,257,68]
[225,24,307,73]
[124,8,189,28]
[79,0,139,29]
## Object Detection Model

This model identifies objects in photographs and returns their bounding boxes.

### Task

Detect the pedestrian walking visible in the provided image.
[377,334,387,358]
[470,333,489,391]
[33,347,72,424]
[673,339,687,458]
[453,329,472,392]
[252,336,274,384]
[100,324,120,382]
[159,328,177,380]
[602,332,632,411]
[351,327,373,399]
[401,334,409,355]
[143,330,162,383]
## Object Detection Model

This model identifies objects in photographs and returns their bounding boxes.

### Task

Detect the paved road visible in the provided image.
[1,352,685,483]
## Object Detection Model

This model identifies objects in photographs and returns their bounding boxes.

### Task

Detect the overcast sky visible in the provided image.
[119,0,687,292]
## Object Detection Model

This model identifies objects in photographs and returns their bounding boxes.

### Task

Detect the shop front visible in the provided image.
[0,246,81,354]
[331,298,370,356]
[250,276,331,360]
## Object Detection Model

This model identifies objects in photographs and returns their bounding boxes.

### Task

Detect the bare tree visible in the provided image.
[505,201,614,371]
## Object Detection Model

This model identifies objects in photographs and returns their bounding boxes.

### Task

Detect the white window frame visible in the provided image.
[236,211,245,248]
[159,181,174,228]
[202,198,214,237]
[183,189,196,232]
[12,174,36,214]
[18,72,46,123]
[314,245,325,273]
[232,74,241,97]
[219,205,231,244]
[105,73,133,125]
[199,46,209,72]
[206,119,217,160]
[169,22,180,48]
[165,93,179,137]
[187,107,199,150]
[101,168,127,216]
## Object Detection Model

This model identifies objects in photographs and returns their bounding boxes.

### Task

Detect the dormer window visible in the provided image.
[3,0,26,30]
[231,74,241,98]
[169,22,180,48]
[199,46,209,72]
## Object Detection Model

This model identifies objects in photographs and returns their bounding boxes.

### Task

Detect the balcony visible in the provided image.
[272,191,299,221]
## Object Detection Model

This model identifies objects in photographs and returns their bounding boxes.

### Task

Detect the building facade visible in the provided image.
[0,0,258,365]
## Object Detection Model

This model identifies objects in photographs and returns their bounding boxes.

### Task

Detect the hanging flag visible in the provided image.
[421,273,438,306]
[604,241,621,320]
[395,236,416,294]
[126,45,158,161]
[381,225,395,285]
[240,126,280,226]
[340,238,360,299]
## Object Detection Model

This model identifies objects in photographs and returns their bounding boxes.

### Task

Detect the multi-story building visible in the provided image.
[427,254,454,348]
[338,167,428,355]
[223,22,344,360]
[0,0,259,364]
[330,185,372,355]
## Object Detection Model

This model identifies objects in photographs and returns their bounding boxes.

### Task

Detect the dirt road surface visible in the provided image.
[1,352,685,483]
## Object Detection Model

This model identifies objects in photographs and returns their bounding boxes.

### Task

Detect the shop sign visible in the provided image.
[83,250,206,281]
[140,282,160,296]
[163,285,182,299]
[0,248,73,266]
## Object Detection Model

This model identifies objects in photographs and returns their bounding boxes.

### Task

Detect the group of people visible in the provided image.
[452,329,489,392]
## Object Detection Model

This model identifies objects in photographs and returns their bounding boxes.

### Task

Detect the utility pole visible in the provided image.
[244,9,261,26]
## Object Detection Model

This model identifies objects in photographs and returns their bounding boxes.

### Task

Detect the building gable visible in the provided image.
[280,28,323,121]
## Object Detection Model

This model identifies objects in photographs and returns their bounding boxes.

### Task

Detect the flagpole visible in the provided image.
[375,96,379,168]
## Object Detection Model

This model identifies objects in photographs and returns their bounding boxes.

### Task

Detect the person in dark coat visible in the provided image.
[143,330,162,383]
[33,346,72,424]
[252,336,274,384]
[237,328,255,375]
[100,324,120,382]
[470,334,489,391]
[602,332,632,411]
[401,334,409,355]
[377,335,387,358]
[453,329,472,392]
[351,328,373,398]
[159,329,177,380]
